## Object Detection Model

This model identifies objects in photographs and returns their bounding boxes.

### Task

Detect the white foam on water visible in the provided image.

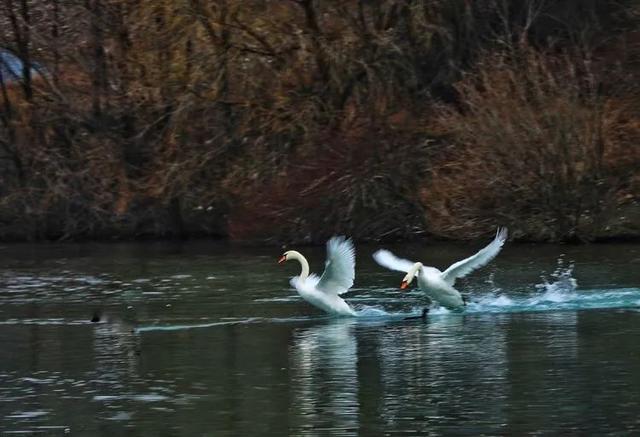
[353,257,638,318]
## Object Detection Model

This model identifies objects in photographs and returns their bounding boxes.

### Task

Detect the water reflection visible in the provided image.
[91,313,142,419]
[289,320,359,436]
[93,314,139,378]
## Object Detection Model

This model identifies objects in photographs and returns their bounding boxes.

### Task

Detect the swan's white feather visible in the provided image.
[290,274,355,316]
[372,227,508,310]
[372,249,414,273]
[290,273,319,290]
[441,227,508,285]
[316,236,355,295]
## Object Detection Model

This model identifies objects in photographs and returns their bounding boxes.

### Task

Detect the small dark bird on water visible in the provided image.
[91,311,101,323]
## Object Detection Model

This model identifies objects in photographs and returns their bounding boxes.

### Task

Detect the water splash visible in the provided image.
[353,306,395,318]
[534,256,578,301]
[462,256,581,312]
[353,257,637,319]
[485,272,502,294]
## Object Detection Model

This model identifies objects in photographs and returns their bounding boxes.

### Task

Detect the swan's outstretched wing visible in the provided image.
[441,227,508,285]
[316,236,355,295]
[372,249,414,273]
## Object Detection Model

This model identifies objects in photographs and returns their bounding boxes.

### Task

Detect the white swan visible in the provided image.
[279,236,357,316]
[373,228,508,310]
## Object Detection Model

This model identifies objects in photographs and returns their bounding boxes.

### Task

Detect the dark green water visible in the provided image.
[0,241,639,435]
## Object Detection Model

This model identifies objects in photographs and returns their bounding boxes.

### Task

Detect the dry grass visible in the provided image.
[226,115,433,243]
[424,46,640,241]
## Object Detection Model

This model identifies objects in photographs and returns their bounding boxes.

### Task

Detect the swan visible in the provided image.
[373,228,508,310]
[279,236,357,317]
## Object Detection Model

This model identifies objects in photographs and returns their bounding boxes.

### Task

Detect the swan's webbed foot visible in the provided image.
[404,308,429,321]
[91,310,101,323]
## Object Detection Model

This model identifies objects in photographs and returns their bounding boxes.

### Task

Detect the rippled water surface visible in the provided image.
[0,241,639,435]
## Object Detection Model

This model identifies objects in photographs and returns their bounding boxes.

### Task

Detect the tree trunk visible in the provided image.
[88,0,107,126]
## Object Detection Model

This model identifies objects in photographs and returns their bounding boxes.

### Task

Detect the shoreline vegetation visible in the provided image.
[1,1,639,244]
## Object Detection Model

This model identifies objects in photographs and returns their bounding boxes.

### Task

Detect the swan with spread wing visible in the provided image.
[373,228,508,310]
[279,236,357,316]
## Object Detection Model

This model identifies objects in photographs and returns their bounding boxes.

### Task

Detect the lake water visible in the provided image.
[0,241,639,435]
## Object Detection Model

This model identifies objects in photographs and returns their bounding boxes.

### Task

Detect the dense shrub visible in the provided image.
[425,47,640,241]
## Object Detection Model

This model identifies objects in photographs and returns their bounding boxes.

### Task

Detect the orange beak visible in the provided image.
[400,280,409,290]
[278,255,286,264]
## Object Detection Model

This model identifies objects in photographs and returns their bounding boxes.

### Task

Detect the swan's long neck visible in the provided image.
[405,262,423,284]
[288,251,310,281]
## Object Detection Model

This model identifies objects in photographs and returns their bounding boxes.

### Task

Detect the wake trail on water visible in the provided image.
[135,259,639,332]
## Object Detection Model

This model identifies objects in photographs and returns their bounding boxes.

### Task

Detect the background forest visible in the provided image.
[1,0,639,243]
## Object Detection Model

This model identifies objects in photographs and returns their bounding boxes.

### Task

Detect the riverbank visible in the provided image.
[1,1,638,243]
